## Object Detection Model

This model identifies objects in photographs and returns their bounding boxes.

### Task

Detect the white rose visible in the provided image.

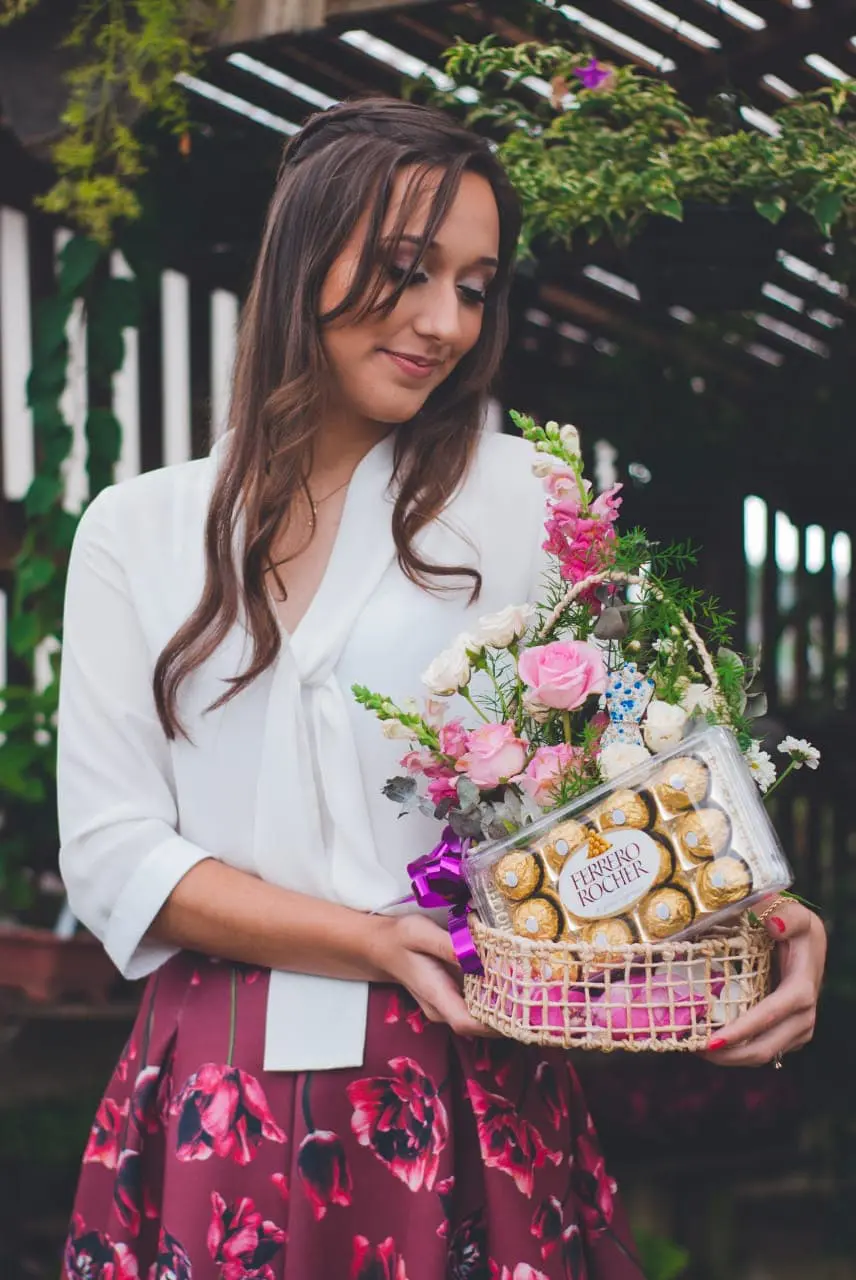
[477,603,535,649]
[560,423,581,457]
[381,718,415,740]
[599,742,651,782]
[421,633,476,695]
[643,699,689,753]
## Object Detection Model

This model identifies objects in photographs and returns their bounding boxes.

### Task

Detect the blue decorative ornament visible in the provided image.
[600,662,654,751]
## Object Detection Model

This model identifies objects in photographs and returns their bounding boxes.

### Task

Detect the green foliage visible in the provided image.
[429,36,856,254]
[633,1228,690,1280]
[0,236,136,912]
[6,0,234,241]
[0,0,39,24]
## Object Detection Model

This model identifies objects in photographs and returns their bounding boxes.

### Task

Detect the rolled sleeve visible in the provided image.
[57,487,211,978]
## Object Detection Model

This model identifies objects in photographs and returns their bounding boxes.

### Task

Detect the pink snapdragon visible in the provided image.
[518,641,607,712]
[515,744,580,808]
[456,722,528,790]
[543,483,623,586]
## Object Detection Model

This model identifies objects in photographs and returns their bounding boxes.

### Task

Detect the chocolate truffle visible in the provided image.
[652,833,677,887]
[696,855,753,910]
[512,896,563,942]
[580,917,636,963]
[597,789,653,831]
[493,850,542,902]
[653,757,710,811]
[541,820,589,874]
[674,807,732,862]
[638,886,696,940]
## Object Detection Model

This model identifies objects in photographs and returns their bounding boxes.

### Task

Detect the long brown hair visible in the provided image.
[154,97,521,739]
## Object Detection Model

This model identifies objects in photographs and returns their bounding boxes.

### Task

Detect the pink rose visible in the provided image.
[518,641,607,712]
[438,719,469,760]
[515,744,579,808]
[456,723,528,790]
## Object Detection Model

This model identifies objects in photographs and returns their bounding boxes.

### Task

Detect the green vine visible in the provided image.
[0,236,137,912]
[424,37,856,254]
[4,0,233,242]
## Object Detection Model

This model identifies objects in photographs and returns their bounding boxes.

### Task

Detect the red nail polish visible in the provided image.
[708,1037,728,1051]
[770,916,786,933]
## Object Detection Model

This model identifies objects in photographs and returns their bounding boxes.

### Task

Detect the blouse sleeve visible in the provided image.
[57,487,212,979]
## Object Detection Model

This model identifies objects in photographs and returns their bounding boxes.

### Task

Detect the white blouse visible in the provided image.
[58,428,546,1070]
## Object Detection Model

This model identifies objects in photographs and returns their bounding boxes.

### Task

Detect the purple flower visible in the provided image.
[574,58,616,92]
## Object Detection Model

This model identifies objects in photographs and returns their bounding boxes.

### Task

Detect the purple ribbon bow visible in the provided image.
[406,827,483,975]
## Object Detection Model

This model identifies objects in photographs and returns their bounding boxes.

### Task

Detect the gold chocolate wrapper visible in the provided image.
[581,917,636,963]
[493,850,542,902]
[652,833,676,886]
[638,885,696,940]
[652,756,710,811]
[674,807,732,862]
[696,854,753,909]
[597,789,652,832]
[512,895,563,941]
[540,819,589,873]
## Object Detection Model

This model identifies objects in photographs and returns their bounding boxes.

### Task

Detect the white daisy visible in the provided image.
[746,741,776,793]
[777,736,821,770]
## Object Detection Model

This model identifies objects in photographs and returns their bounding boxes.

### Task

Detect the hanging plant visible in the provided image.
[1,0,234,243]
[426,37,856,307]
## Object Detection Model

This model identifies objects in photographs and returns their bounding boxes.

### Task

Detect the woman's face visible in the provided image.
[319,167,500,429]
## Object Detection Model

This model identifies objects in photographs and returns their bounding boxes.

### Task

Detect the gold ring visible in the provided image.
[773,1052,784,1070]
[755,895,790,925]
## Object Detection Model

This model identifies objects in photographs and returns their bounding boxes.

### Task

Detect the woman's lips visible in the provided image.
[381,349,441,380]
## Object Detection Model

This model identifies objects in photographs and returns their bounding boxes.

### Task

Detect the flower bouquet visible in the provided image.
[354,415,818,1050]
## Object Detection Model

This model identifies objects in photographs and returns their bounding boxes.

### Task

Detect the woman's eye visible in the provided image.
[459,284,487,306]
[387,264,427,285]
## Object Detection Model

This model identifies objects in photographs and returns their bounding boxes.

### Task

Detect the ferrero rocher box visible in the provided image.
[465,726,792,947]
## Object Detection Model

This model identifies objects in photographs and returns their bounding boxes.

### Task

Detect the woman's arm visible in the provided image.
[58,489,489,1034]
[150,858,490,1034]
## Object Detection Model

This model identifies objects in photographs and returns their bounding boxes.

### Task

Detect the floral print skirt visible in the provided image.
[63,954,643,1280]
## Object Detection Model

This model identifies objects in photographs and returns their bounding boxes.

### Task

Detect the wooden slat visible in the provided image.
[210,289,239,442]
[0,206,34,502]
[111,252,141,484]
[161,270,192,467]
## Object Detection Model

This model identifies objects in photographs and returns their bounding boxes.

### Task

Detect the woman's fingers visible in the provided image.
[701,1010,813,1066]
[757,894,813,943]
[702,898,824,1063]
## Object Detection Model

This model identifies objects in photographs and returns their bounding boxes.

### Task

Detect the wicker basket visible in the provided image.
[463,914,773,1051]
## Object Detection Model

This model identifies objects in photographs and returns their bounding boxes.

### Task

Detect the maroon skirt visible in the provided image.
[63,954,643,1280]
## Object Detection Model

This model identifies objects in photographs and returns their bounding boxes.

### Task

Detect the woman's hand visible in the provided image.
[702,897,826,1067]
[370,912,496,1037]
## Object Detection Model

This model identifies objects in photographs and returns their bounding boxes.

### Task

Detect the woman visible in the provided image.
[58,98,825,1280]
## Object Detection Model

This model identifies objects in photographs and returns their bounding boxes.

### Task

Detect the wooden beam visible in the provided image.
[220,0,434,45]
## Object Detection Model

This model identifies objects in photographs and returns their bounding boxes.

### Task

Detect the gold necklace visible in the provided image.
[306,475,351,524]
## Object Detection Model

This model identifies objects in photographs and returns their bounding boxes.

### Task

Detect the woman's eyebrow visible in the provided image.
[389,233,499,269]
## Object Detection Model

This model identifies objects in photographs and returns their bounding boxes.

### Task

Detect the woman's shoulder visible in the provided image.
[72,451,217,562]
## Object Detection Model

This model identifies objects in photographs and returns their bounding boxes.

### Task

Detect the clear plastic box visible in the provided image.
[465,726,792,948]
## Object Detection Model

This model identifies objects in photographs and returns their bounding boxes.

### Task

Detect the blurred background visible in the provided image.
[1,1,855,1276]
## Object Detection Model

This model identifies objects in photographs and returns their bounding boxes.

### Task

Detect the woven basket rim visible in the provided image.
[468,911,771,958]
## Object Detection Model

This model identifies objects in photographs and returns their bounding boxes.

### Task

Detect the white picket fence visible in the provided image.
[0,202,240,683]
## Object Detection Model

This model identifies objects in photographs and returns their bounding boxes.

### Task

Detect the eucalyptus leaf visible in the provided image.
[456,777,481,812]
[382,776,417,805]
